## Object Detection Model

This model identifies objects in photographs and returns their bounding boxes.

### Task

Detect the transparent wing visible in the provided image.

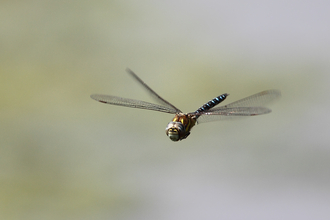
[196,90,281,124]
[126,68,182,113]
[91,94,178,114]
[196,107,271,123]
[214,90,281,109]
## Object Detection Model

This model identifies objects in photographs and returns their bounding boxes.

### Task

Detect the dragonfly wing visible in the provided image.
[126,68,182,113]
[91,94,178,114]
[212,90,281,110]
[196,107,272,124]
[196,90,280,124]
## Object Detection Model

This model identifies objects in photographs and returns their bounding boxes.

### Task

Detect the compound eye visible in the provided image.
[166,121,185,142]
[167,128,180,141]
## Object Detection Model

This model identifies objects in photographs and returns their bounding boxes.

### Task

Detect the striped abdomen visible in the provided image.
[194,93,228,115]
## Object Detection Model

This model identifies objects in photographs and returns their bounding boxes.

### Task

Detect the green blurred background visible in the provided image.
[1,1,330,219]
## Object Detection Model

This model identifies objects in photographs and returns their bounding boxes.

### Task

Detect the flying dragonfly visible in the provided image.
[91,68,281,141]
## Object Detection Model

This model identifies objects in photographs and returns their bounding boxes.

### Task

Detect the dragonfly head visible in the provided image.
[165,121,185,141]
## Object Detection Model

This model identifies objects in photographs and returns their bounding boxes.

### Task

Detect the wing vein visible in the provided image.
[91,94,178,114]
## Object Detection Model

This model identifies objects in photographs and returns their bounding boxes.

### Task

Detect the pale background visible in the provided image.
[1,1,330,220]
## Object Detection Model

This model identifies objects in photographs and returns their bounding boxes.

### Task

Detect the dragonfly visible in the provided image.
[91,68,281,141]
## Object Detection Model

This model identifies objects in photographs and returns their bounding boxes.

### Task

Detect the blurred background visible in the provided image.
[1,0,330,219]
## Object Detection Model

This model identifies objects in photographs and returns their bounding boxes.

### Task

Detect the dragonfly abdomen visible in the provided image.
[194,93,229,114]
